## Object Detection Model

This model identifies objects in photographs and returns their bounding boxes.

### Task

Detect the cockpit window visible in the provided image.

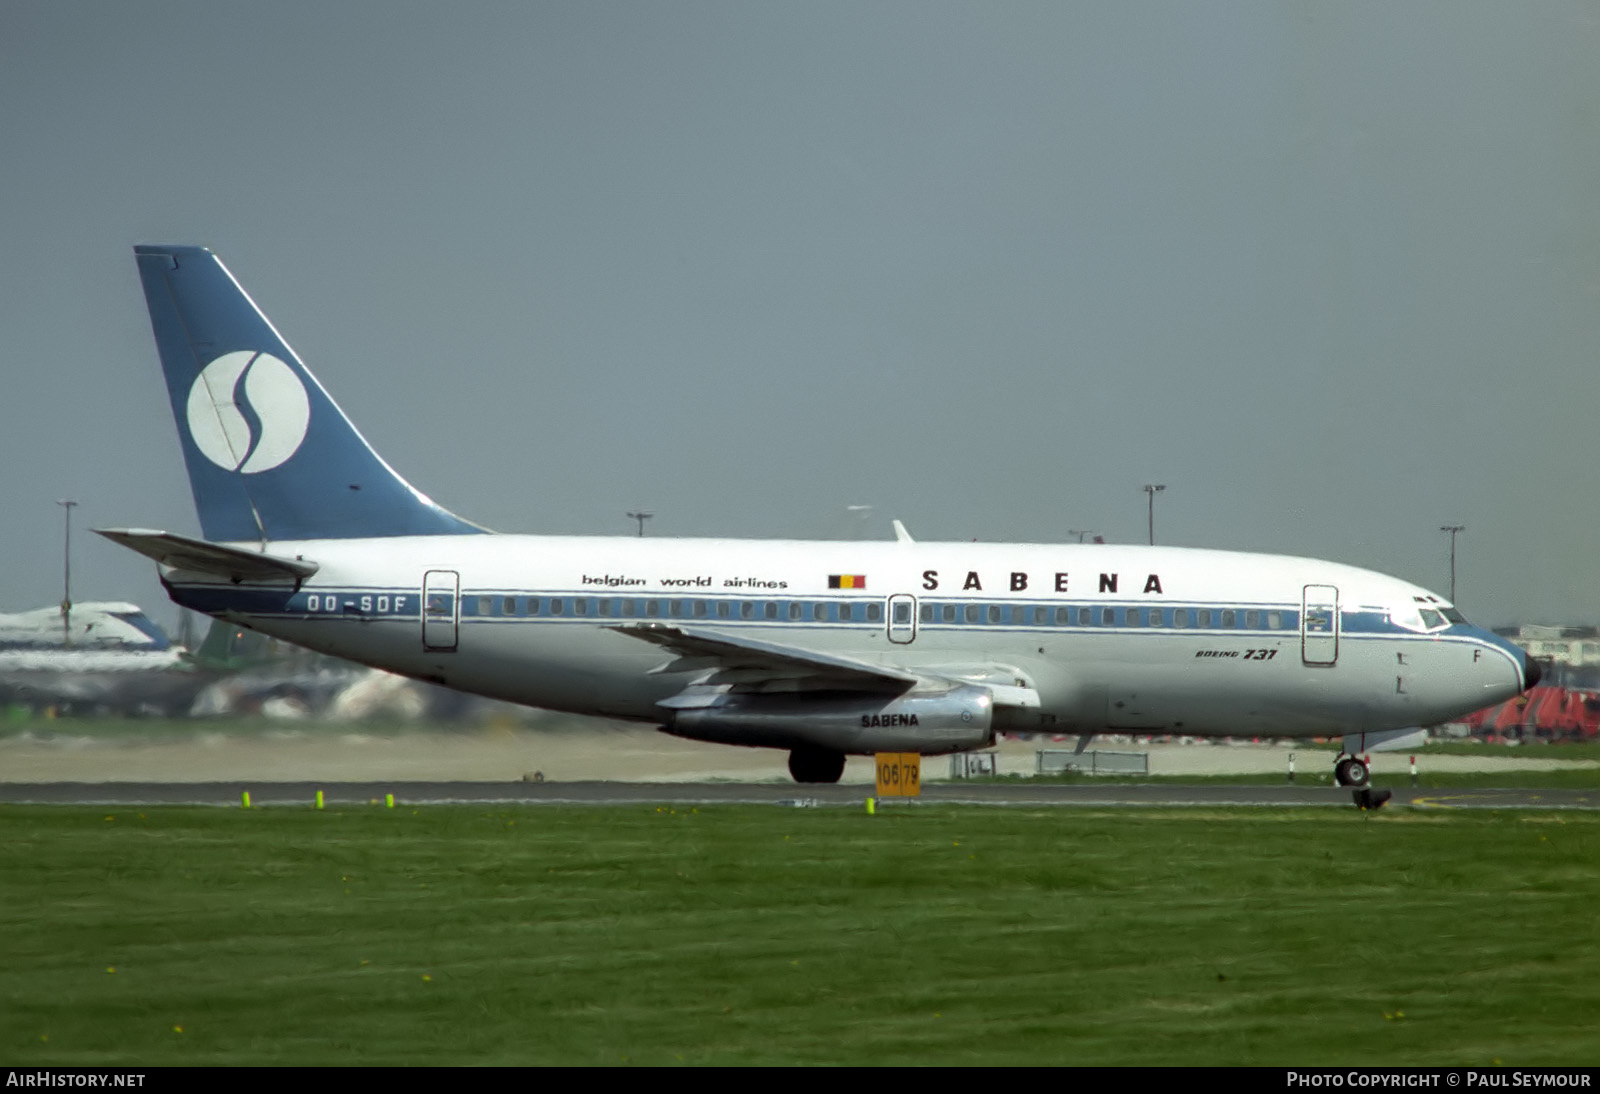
[1390,605,1426,632]
[1392,600,1462,633]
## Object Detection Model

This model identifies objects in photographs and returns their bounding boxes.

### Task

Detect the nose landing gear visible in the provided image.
[1334,754,1371,787]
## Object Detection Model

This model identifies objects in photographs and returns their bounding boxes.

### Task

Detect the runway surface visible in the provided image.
[1,780,1594,810]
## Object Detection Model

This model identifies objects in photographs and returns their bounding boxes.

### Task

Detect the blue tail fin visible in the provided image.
[134,245,486,542]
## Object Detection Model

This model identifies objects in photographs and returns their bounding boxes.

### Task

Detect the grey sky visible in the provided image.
[2,2,1596,628]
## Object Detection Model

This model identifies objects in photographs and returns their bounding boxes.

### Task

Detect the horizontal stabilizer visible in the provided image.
[95,528,318,583]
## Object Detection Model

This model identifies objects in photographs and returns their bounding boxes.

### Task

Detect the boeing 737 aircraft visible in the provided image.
[102,245,1539,785]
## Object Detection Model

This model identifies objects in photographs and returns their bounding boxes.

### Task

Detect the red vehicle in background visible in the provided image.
[1456,684,1600,742]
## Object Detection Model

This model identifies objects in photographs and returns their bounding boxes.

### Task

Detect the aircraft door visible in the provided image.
[1301,584,1338,666]
[887,594,917,644]
[423,570,460,652]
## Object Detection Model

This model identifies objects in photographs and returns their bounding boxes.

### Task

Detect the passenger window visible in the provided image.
[966,604,981,624]
[1245,610,1260,628]
[896,602,912,624]
[693,601,708,618]
[791,602,804,621]
[1197,609,1211,627]
[1055,607,1069,625]
[1148,608,1163,627]
[765,602,778,620]
[943,604,957,623]
[1266,611,1281,629]
[867,603,882,622]
[987,605,1002,624]
[1126,608,1141,627]
[575,599,590,616]
[1102,607,1115,626]
[667,599,682,618]
[1172,608,1188,628]
[501,597,515,615]
[598,599,612,617]
[919,604,932,623]
[549,598,564,616]
[646,600,661,617]
[840,603,854,621]
[739,602,753,619]
[813,603,826,621]
[717,602,731,619]
[1078,607,1091,626]
[1221,609,1234,627]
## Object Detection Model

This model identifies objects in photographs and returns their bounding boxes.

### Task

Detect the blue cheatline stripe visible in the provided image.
[170,583,1485,643]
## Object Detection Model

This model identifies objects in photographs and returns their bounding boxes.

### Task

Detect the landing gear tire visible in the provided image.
[788,747,846,784]
[1334,756,1370,787]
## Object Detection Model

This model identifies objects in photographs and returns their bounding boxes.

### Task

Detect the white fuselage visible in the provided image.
[162,535,1529,750]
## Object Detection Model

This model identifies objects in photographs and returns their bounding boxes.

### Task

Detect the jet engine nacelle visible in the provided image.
[665,684,995,755]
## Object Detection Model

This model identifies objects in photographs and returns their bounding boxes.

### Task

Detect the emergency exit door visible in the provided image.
[887,594,917,644]
[1301,584,1338,666]
[423,570,460,651]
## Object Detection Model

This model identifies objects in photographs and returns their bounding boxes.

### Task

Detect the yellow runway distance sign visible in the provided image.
[875,752,921,797]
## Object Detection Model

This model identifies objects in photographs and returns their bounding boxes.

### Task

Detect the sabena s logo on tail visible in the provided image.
[186,351,311,473]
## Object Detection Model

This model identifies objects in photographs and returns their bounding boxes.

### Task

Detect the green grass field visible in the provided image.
[3,803,1598,1066]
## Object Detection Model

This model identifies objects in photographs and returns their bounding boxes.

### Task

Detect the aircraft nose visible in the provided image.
[1522,650,1543,691]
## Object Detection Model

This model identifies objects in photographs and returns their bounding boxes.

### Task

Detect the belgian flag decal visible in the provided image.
[828,574,867,589]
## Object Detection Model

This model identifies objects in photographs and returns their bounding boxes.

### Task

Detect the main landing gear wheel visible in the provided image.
[788,747,846,784]
[1334,756,1370,787]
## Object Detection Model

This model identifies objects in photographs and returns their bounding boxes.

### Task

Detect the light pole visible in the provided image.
[626,511,653,537]
[1440,524,1465,603]
[1141,484,1165,546]
[57,499,78,645]
[1068,530,1097,544]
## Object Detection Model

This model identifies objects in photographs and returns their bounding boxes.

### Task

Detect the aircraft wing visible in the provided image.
[95,529,319,584]
[608,623,1039,710]
[609,623,919,691]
